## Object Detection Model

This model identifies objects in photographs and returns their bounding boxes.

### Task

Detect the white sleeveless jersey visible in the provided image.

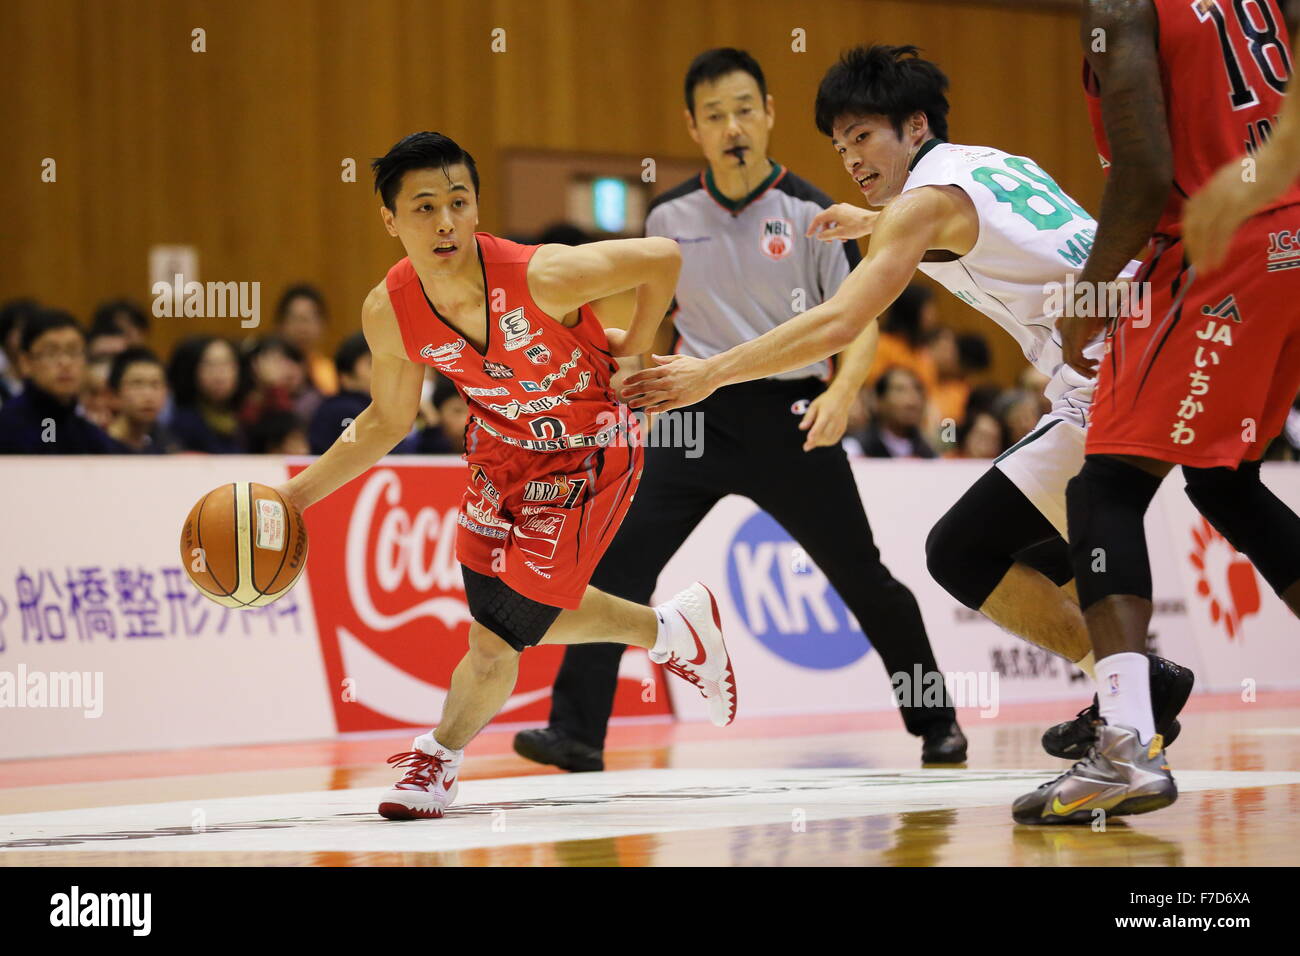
[901,141,1134,422]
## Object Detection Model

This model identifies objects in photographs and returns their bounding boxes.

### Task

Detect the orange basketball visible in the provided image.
[180,482,309,608]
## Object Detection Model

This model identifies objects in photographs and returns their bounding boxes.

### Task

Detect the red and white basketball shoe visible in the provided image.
[652,583,737,727]
[378,737,461,820]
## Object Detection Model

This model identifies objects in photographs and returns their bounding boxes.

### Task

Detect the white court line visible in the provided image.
[1238,728,1300,735]
[1,768,1297,854]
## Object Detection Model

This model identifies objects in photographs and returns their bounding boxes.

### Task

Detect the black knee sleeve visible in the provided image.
[1184,462,1300,596]
[926,468,1064,610]
[462,567,563,652]
[1067,456,1164,611]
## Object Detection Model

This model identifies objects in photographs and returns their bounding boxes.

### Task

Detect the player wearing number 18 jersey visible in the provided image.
[1016,0,1300,825]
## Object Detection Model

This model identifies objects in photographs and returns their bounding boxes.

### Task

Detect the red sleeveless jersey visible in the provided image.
[386,233,620,451]
[1083,0,1300,237]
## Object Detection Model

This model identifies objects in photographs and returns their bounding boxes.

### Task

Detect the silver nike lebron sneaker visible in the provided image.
[1013,722,1177,825]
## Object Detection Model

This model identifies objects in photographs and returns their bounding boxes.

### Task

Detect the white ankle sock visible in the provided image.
[1096,652,1155,742]
[649,604,683,661]
[415,730,463,762]
[1074,651,1096,679]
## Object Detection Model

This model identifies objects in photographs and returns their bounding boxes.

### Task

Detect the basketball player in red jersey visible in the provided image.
[1016,0,1300,824]
[278,133,737,820]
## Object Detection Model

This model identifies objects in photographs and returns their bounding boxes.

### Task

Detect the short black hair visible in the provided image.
[815,44,950,141]
[91,298,150,337]
[0,299,42,347]
[684,48,767,115]
[956,333,991,374]
[86,325,126,349]
[873,364,923,400]
[371,132,480,212]
[276,283,328,323]
[536,222,593,246]
[245,335,304,365]
[882,284,934,349]
[432,373,462,409]
[21,309,83,353]
[334,332,370,377]
[109,346,163,391]
[247,409,305,454]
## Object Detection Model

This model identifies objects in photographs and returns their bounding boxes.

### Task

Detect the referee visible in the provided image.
[514,48,965,770]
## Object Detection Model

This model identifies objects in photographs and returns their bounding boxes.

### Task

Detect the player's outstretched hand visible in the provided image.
[806,203,879,241]
[622,354,715,414]
[798,388,852,451]
[1058,313,1104,378]
[1184,160,1258,274]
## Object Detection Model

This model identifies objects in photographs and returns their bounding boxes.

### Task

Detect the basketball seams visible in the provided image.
[193,491,234,597]
[258,485,292,597]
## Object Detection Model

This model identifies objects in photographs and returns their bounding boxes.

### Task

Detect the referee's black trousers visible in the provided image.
[548,377,955,749]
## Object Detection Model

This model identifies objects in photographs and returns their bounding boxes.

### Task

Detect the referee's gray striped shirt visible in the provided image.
[647,161,861,381]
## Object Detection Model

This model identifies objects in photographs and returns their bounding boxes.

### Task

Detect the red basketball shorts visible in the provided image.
[1087,204,1300,468]
[455,422,644,609]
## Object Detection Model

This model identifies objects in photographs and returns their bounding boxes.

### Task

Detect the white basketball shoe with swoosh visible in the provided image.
[378,732,462,820]
[651,583,737,727]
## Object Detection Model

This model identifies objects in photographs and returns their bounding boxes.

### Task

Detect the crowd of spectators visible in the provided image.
[0,286,468,456]
[3,272,1298,461]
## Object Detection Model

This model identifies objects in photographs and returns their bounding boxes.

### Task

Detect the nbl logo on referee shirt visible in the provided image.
[760,218,794,261]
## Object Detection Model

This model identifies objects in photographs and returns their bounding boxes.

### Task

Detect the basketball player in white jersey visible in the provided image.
[625,44,1194,758]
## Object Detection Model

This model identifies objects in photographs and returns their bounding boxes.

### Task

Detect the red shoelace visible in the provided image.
[386,750,449,790]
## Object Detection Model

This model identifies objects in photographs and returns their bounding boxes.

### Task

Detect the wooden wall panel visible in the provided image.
[0,0,1101,386]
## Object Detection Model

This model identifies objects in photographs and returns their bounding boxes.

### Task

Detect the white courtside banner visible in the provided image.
[657,460,1300,724]
[1,457,1296,757]
[0,457,334,759]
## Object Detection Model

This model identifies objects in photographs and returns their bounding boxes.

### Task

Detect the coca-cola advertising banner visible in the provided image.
[288,459,670,733]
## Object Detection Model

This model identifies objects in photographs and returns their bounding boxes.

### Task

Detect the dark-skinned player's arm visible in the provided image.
[1186,3,1300,270]
[1060,0,1172,377]
[528,237,682,358]
[278,284,425,512]
[623,188,948,414]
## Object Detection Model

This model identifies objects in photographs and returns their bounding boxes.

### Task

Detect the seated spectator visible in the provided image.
[404,374,464,454]
[866,284,940,395]
[80,356,117,429]
[0,298,41,404]
[241,336,312,425]
[859,366,936,459]
[927,329,991,432]
[91,299,151,347]
[275,284,336,396]
[0,309,122,454]
[951,409,1009,459]
[166,335,248,453]
[310,332,371,454]
[106,348,178,453]
[86,324,129,364]
[995,388,1044,446]
[247,409,310,455]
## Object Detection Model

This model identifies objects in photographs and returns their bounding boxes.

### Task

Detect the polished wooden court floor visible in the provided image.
[2,692,1298,866]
